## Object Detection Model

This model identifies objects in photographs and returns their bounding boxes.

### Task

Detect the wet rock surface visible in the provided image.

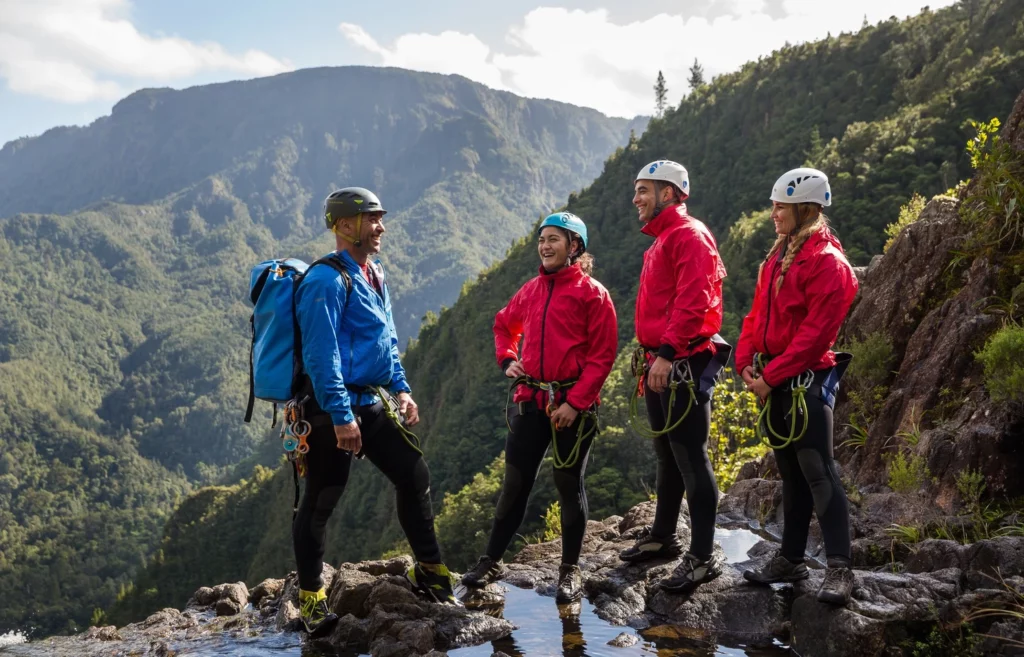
[5,498,1024,657]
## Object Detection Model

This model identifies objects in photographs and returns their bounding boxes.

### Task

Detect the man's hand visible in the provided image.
[505,360,526,379]
[747,376,773,403]
[397,392,420,427]
[549,404,579,430]
[740,366,756,387]
[335,421,362,453]
[646,356,673,394]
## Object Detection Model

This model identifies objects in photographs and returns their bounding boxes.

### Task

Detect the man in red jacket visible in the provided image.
[619,159,730,595]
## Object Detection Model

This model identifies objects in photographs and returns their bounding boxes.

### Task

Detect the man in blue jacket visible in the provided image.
[292,187,458,636]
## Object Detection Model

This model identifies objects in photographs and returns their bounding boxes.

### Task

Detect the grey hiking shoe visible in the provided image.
[618,526,683,563]
[658,552,723,594]
[461,555,506,588]
[817,565,855,605]
[743,553,810,585]
[556,564,583,604]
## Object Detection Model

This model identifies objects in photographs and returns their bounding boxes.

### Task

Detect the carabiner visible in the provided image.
[544,383,558,416]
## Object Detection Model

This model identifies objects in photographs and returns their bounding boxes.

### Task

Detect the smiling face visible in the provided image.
[360,211,385,254]
[538,226,572,271]
[771,202,797,235]
[338,211,386,254]
[633,180,676,223]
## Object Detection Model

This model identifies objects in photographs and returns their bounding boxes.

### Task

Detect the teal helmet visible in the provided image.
[538,212,588,251]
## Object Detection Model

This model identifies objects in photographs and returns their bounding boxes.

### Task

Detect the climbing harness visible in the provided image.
[753,353,812,449]
[373,386,423,455]
[505,375,598,469]
[279,386,421,519]
[627,345,697,439]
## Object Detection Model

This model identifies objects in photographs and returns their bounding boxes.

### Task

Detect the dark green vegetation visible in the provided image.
[6,0,1024,638]
[104,0,1024,627]
[0,68,641,637]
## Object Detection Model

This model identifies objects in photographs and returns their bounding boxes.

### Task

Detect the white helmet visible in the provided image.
[770,167,832,206]
[636,160,690,199]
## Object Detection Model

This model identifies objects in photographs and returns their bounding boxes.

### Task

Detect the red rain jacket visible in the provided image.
[635,204,727,361]
[735,226,859,387]
[494,263,618,411]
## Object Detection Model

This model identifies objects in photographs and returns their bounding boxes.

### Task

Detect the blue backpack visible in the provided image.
[244,255,352,424]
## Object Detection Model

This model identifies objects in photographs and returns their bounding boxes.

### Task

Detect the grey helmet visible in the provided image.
[323,187,386,229]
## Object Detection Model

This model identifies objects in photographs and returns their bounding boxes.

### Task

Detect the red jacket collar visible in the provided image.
[537,262,585,280]
[640,203,688,237]
[787,225,844,264]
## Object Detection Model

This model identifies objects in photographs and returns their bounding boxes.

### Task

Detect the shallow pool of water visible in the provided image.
[447,527,786,657]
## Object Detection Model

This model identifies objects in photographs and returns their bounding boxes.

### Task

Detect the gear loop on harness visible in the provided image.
[754,352,811,449]
[627,345,696,439]
[504,374,598,469]
[373,386,424,455]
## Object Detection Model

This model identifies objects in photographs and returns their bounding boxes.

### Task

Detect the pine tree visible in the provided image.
[687,58,706,92]
[654,70,667,117]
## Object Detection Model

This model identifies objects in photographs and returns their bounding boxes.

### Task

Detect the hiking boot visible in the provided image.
[461,555,506,588]
[743,553,810,585]
[658,552,723,594]
[408,562,462,605]
[817,564,855,606]
[298,588,339,637]
[556,564,583,604]
[618,526,683,563]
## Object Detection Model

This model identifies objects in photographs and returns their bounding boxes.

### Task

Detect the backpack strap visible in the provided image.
[289,255,354,403]
[244,314,256,423]
[310,255,354,302]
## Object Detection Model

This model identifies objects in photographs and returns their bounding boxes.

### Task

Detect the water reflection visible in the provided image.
[449,527,786,657]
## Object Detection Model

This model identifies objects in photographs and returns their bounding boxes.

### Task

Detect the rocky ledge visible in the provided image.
[8,497,1024,657]
[481,498,1024,657]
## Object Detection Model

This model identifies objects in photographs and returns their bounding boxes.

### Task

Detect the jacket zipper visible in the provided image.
[763,257,780,356]
[539,278,556,381]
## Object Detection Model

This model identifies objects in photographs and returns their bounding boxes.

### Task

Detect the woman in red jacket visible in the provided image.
[461,212,618,605]
[736,167,859,606]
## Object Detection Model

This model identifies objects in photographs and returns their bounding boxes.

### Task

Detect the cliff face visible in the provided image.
[835,87,1024,507]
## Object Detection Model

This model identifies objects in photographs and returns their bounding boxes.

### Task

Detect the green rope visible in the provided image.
[374,386,423,454]
[753,354,812,450]
[549,410,598,470]
[626,346,696,439]
[504,375,597,469]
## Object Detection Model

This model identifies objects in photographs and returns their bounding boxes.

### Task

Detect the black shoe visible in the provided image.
[618,526,683,563]
[743,553,810,585]
[556,564,583,604]
[461,555,506,588]
[298,590,339,638]
[408,562,462,606]
[817,565,855,606]
[658,552,723,594]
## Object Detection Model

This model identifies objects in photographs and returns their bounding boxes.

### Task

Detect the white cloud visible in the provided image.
[341,1,955,118]
[0,0,292,103]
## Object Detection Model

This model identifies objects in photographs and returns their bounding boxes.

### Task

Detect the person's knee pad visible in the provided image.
[552,470,584,526]
[409,458,435,520]
[796,449,834,518]
[495,463,525,520]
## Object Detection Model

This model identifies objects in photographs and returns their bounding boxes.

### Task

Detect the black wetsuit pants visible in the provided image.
[647,350,719,561]
[486,407,597,565]
[293,401,442,591]
[765,381,852,564]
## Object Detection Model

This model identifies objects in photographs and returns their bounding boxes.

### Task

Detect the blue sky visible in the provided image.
[0,0,951,147]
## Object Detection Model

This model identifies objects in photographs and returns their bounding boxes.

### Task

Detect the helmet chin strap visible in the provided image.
[332,213,363,247]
